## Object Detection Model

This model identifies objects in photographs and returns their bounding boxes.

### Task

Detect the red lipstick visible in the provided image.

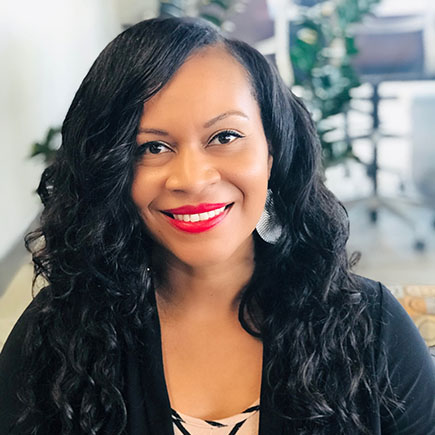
[161,203,232,234]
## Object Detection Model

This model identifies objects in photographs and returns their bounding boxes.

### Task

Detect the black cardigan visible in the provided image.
[1,276,435,434]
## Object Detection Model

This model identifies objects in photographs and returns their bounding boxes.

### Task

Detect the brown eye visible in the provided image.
[209,130,243,145]
[138,141,171,155]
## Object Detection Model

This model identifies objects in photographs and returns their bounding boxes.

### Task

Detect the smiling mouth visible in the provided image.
[161,203,233,233]
[163,205,228,222]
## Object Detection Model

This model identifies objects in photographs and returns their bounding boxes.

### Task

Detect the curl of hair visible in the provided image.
[17,16,401,434]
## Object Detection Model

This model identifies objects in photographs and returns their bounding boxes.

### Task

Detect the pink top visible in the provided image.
[171,399,260,435]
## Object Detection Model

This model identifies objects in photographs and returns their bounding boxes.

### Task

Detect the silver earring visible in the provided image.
[256,190,282,244]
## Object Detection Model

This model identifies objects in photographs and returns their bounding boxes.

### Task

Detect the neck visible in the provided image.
[153,239,255,320]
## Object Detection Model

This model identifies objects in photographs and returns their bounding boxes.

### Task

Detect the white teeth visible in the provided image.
[172,206,227,222]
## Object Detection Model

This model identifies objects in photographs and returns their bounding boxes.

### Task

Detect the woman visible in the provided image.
[0,16,434,435]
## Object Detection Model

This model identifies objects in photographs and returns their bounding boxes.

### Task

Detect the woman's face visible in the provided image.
[132,46,272,268]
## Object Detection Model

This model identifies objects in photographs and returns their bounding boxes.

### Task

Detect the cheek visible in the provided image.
[131,168,157,214]
[226,150,270,209]
[235,147,271,185]
[131,176,145,210]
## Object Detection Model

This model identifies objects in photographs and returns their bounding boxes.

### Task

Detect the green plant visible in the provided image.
[30,126,61,164]
[291,0,380,166]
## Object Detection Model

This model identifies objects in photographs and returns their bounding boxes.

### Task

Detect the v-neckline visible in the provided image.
[142,289,283,435]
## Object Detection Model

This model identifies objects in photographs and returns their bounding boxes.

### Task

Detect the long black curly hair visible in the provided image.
[15,16,400,434]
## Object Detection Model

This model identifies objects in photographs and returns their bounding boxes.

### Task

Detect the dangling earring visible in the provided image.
[256,189,282,243]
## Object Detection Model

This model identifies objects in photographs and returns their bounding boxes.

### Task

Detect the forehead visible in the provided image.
[140,45,259,125]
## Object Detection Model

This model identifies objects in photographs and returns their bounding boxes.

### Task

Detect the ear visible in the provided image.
[267,153,273,180]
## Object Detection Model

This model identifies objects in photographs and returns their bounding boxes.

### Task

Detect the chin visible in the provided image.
[158,235,255,271]
[173,247,240,269]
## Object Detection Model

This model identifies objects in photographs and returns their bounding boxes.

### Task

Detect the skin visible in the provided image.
[132,45,272,420]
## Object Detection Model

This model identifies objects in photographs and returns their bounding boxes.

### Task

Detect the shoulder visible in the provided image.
[353,274,432,365]
[0,288,47,363]
[350,273,381,302]
[0,289,48,434]
[350,273,433,373]
[349,274,428,344]
[352,274,435,434]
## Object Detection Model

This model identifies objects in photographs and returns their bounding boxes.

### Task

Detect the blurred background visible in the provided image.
[1,0,435,349]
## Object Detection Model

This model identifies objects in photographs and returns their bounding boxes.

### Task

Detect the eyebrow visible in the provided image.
[203,110,249,128]
[137,110,249,135]
[137,128,169,136]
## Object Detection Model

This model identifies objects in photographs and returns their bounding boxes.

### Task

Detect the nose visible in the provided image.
[165,146,221,193]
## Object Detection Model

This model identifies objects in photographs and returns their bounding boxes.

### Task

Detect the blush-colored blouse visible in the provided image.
[172,400,260,435]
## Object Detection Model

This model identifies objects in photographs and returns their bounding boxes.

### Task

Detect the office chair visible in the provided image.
[343,13,435,251]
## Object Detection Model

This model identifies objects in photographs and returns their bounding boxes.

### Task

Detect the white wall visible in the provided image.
[375,0,435,15]
[0,0,123,260]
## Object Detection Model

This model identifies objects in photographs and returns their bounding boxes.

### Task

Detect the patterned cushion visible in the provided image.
[388,285,435,347]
